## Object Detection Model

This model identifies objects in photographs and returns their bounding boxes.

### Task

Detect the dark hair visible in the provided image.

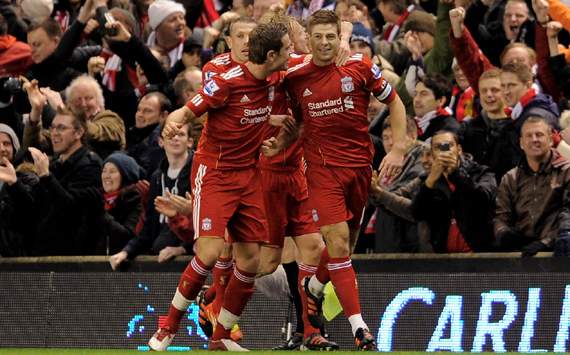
[501,62,533,84]
[0,14,7,36]
[432,130,459,145]
[382,117,418,135]
[377,0,406,15]
[248,22,288,64]
[307,9,340,34]
[418,73,452,103]
[142,91,172,113]
[27,18,62,38]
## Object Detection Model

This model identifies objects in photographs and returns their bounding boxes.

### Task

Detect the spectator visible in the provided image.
[97,151,144,255]
[109,120,194,270]
[350,21,374,59]
[28,106,103,255]
[459,68,522,182]
[369,119,427,252]
[127,91,170,179]
[24,75,127,160]
[412,73,459,142]
[233,0,254,17]
[147,0,187,69]
[26,0,97,91]
[411,130,497,252]
[494,116,570,257]
[0,124,37,256]
[0,13,32,77]
[449,59,475,122]
[500,62,560,133]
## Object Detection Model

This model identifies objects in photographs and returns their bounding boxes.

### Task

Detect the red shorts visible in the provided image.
[306,164,372,230]
[191,161,268,243]
[260,167,319,248]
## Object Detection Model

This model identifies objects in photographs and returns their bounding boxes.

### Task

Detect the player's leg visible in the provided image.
[149,237,225,351]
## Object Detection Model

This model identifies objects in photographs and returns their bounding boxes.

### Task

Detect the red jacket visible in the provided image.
[0,35,32,77]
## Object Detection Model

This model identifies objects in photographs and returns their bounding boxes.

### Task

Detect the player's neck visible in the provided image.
[245,62,270,80]
[230,52,246,65]
[312,57,334,67]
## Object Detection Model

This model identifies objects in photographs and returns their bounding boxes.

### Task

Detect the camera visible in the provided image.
[438,142,450,151]
[0,77,24,104]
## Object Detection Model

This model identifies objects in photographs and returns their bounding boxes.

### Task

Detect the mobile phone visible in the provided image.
[438,142,450,151]
[103,12,118,36]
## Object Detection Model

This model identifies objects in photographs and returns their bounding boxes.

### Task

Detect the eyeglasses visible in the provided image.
[49,125,74,133]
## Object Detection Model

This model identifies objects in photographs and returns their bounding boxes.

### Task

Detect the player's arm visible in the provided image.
[262,113,299,157]
[162,106,197,138]
[336,21,354,66]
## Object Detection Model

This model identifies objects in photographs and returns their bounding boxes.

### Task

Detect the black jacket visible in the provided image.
[418,114,460,142]
[412,156,497,252]
[123,151,193,258]
[31,146,104,255]
[459,113,522,182]
[96,185,142,256]
[515,93,560,133]
[0,172,38,256]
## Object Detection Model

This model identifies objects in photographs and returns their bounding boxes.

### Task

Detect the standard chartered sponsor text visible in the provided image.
[308,97,343,117]
[240,105,271,124]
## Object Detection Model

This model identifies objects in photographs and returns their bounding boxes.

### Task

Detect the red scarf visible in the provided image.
[383,5,414,42]
[195,0,220,28]
[446,182,472,253]
[450,86,476,122]
[104,190,120,211]
[54,10,70,33]
[505,88,536,120]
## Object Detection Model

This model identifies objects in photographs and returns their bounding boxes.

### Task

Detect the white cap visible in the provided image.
[148,0,186,30]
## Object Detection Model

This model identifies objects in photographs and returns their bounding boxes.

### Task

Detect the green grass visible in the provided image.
[0,352,459,354]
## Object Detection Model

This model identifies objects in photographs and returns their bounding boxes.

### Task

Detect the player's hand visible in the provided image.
[261,137,280,157]
[335,38,351,66]
[162,120,184,140]
[269,114,291,127]
[378,149,404,183]
[109,250,128,270]
[158,246,186,263]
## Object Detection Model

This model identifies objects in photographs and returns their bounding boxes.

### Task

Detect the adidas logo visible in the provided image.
[240,95,250,103]
[303,88,312,97]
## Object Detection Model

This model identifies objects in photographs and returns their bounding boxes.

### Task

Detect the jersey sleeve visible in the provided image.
[362,58,396,104]
[201,61,219,83]
[186,76,230,117]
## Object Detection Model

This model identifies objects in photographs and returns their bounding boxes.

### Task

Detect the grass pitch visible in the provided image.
[0,352,472,355]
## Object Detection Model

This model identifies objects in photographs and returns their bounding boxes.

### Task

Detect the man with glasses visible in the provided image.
[26,107,103,256]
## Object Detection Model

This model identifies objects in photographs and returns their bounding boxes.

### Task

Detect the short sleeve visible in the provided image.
[363,59,396,104]
[186,76,230,117]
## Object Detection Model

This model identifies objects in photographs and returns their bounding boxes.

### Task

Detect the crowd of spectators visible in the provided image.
[0,0,569,258]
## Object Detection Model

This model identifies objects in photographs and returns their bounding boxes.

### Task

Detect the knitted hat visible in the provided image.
[350,22,374,55]
[148,0,186,31]
[403,11,436,36]
[103,152,143,187]
[0,124,20,154]
[20,0,54,23]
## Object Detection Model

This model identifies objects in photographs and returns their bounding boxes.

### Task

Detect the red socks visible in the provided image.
[166,257,211,331]
[298,263,320,338]
[328,257,361,317]
[315,248,330,284]
[211,267,256,340]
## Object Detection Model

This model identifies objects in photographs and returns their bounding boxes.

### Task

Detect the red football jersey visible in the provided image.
[201,52,236,83]
[285,53,396,167]
[187,63,279,169]
[259,54,308,171]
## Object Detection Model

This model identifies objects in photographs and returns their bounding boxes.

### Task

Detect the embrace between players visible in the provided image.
[148,8,407,352]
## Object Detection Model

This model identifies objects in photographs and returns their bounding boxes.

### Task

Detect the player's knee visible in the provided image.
[325,235,350,257]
